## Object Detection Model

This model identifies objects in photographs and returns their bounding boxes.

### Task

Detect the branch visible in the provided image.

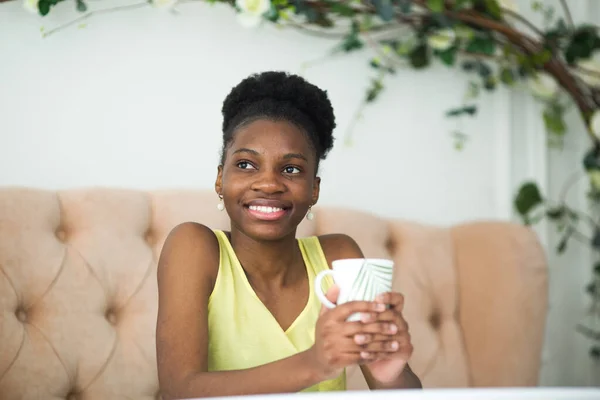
[285,22,348,39]
[501,8,545,38]
[559,170,600,231]
[41,2,148,38]
[559,0,574,29]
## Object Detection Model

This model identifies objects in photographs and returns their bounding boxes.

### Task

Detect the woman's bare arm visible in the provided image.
[155,223,380,399]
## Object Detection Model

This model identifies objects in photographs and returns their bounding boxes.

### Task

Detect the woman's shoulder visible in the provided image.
[157,222,221,285]
[315,233,364,267]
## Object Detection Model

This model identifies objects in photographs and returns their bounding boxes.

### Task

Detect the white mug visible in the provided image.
[314,258,394,321]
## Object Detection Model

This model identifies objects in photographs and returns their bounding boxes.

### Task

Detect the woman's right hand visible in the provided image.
[307,285,391,381]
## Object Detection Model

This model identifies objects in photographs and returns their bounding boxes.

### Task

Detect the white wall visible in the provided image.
[0,0,597,387]
[509,0,600,387]
[0,0,511,226]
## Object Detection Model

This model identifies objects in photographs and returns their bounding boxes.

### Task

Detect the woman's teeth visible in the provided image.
[248,205,284,213]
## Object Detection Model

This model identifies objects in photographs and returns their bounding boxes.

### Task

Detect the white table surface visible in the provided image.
[194,387,600,400]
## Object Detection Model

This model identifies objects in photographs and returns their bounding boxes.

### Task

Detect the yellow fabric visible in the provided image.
[207,230,347,392]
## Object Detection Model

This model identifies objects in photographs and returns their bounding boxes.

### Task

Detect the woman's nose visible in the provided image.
[251,169,285,193]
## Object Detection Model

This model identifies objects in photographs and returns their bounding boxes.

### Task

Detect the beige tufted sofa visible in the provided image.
[0,187,549,400]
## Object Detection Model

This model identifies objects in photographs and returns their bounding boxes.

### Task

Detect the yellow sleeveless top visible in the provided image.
[207,230,346,392]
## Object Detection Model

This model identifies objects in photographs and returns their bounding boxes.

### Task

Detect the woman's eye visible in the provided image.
[237,161,255,170]
[284,166,301,174]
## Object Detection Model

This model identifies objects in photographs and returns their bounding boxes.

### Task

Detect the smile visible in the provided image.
[245,205,289,221]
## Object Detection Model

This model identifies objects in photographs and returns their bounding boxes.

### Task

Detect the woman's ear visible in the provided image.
[215,165,223,195]
[311,176,321,206]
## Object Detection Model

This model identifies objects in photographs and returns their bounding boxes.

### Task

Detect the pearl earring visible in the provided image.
[217,195,224,211]
[306,206,314,221]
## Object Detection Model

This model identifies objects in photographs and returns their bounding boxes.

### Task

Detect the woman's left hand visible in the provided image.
[355,291,414,384]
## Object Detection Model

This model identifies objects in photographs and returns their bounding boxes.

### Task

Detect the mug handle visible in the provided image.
[314,270,336,308]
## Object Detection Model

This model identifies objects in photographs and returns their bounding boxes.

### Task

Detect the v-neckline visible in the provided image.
[218,230,314,335]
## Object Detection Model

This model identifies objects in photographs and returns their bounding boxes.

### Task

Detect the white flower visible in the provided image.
[23,0,39,14]
[527,72,559,100]
[591,110,600,140]
[427,28,456,51]
[236,0,271,28]
[499,0,518,13]
[576,52,600,88]
[152,0,177,9]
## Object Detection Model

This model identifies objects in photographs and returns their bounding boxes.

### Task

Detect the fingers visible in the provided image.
[330,300,386,321]
[375,292,404,311]
[324,284,340,304]
[332,337,400,363]
[319,284,340,315]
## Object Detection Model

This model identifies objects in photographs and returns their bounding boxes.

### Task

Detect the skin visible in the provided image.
[155,119,422,399]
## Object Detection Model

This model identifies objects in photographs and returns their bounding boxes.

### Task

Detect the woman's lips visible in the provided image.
[245,204,289,221]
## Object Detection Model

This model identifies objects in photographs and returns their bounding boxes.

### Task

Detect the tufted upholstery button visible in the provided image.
[15,307,28,323]
[105,309,117,325]
[55,227,67,242]
[144,229,154,246]
[429,311,441,330]
[66,391,79,400]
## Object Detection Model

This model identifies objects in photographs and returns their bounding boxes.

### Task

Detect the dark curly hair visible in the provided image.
[220,71,336,171]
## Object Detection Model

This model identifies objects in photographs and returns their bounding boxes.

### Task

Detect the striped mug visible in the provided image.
[314,258,394,322]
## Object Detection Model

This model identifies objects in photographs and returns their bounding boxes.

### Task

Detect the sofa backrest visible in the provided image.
[0,188,548,399]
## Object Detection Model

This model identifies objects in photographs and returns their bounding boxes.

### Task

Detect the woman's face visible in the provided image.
[215,119,320,241]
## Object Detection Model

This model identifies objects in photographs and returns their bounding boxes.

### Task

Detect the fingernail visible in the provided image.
[361,313,372,323]
[390,341,399,350]
[354,334,366,344]
[360,351,370,359]
[375,303,385,312]
[389,324,398,334]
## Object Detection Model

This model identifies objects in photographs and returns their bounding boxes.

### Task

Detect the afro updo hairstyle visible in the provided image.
[220,71,336,172]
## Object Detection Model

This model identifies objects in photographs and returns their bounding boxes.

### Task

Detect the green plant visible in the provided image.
[13,0,600,356]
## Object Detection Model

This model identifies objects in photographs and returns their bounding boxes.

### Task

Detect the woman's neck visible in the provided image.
[227,229,304,288]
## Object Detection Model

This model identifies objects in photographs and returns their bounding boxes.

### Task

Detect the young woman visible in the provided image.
[155,71,422,399]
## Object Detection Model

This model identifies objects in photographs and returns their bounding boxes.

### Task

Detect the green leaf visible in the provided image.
[593,262,600,275]
[366,78,384,102]
[446,105,477,117]
[531,49,553,67]
[373,0,394,21]
[499,67,515,85]
[341,36,363,52]
[330,2,355,17]
[461,60,477,71]
[592,228,600,251]
[483,76,496,91]
[76,0,87,12]
[477,61,492,77]
[465,36,496,56]
[583,147,600,171]
[483,0,502,19]
[305,9,333,27]
[398,0,411,14]
[435,46,457,66]
[585,281,596,295]
[542,103,566,136]
[409,44,430,69]
[564,26,600,64]
[453,0,472,10]
[557,227,572,253]
[37,0,64,15]
[38,0,51,15]
[427,0,444,13]
[546,206,565,219]
[514,181,544,218]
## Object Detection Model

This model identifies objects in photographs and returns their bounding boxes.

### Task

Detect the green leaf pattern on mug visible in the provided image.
[346,260,393,302]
